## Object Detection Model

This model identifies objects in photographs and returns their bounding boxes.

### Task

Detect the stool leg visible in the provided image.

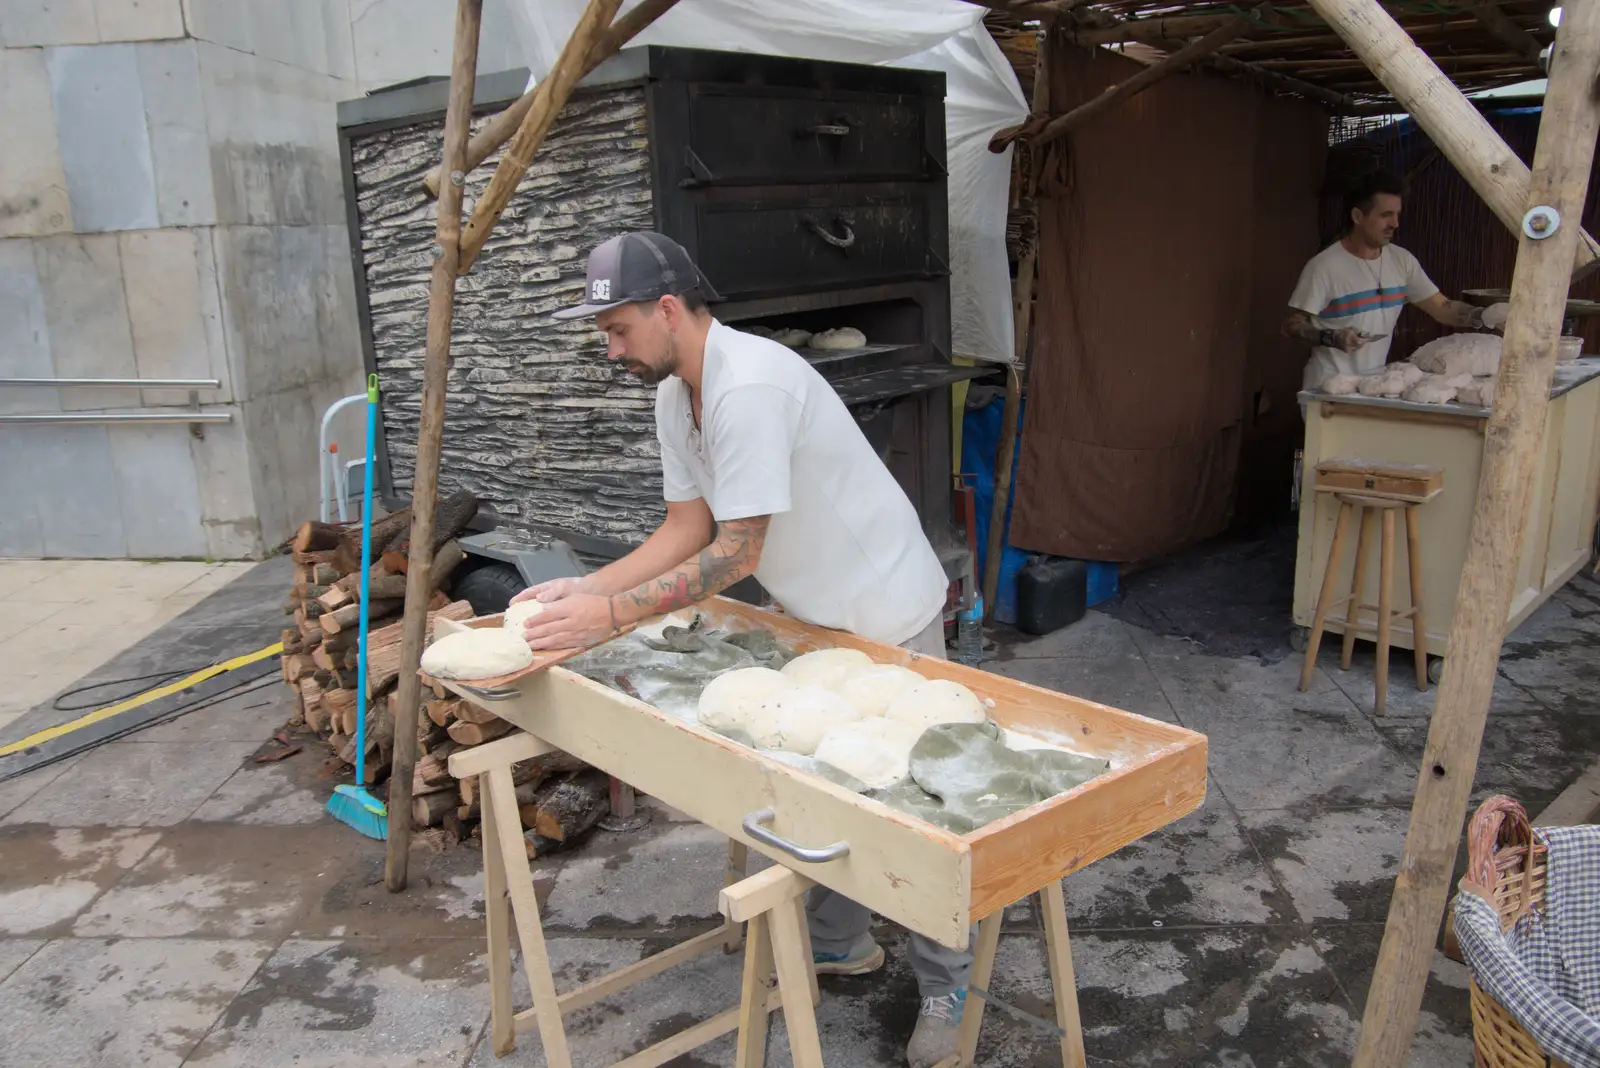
[1341,506,1373,671]
[1375,508,1396,716]
[735,913,775,1068]
[1299,500,1353,692]
[955,912,1005,1068]
[1041,881,1087,1068]
[482,784,517,1056]
[768,894,826,1068]
[724,840,749,953]
[1405,505,1429,692]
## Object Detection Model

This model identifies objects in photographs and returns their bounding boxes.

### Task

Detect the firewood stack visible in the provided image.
[278,489,612,853]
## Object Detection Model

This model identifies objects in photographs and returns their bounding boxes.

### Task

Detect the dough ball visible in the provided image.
[698,667,797,731]
[1410,334,1502,377]
[1402,373,1461,405]
[421,627,535,681]
[502,600,546,630]
[749,686,862,754]
[814,718,924,788]
[771,328,813,348]
[1357,372,1395,397]
[781,648,876,690]
[838,665,926,718]
[886,679,987,732]
[1458,377,1497,408]
[1321,373,1362,395]
[808,327,866,350]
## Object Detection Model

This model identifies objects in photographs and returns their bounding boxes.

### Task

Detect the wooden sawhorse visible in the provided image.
[451,731,1089,1068]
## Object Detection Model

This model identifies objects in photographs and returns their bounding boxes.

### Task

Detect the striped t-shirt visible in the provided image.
[1289,241,1438,390]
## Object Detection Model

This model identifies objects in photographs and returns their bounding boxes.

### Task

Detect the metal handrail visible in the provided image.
[0,412,232,424]
[0,377,221,388]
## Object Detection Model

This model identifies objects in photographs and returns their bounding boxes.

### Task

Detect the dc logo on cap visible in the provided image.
[591,279,611,301]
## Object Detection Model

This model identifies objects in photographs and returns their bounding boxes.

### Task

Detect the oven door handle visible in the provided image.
[742,808,850,863]
[805,119,852,137]
[802,215,857,250]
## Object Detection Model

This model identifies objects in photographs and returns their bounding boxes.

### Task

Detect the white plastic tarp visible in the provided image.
[507,0,1030,364]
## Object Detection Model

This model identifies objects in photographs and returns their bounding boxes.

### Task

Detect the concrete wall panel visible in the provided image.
[29,424,129,557]
[136,40,218,227]
[120,227,231,405]
[33,233,140,411]
[95,0,186,41]
[188,409,261,558]
[110,423,207,557]
[45,43,161,233]
[0,48,73,238]
[0,239,60,417]
[350,0,519,93]
[0,0,99,46]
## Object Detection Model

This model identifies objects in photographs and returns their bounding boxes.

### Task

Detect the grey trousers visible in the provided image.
[804,612,977,998]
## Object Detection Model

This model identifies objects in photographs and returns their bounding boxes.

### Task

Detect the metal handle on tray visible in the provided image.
[802,216,856,249]
[460,684,520,703]
[742,808,850,864]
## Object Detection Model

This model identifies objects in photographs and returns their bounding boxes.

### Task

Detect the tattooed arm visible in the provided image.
[1415,292,1487,329]
[519,515,769,650]
[1284,308,1363,352]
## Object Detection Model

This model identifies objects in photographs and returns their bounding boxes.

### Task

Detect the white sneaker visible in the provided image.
[811,933,885,976]
[906,989,965,1068]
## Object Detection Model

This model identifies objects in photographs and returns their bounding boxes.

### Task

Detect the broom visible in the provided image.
[327,374,389,840]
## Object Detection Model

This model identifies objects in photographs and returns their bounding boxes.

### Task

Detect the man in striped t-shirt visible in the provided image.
[1284,170,1497,393]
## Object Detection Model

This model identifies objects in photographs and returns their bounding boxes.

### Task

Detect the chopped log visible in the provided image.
[459,773,478,808]
[417,743,460,785]
[323,687,358,733]
[448,717,512,746]
[291,583,332,601]
[332,506,412,574]
[313,563,341,585]
[291,549,336,567]
[428,589,450,610]
[419,720,451,753]
[364,601,475,697]
[426,699,460,727]
[362,573,410,602]
[312,644,339,673]
[322,628,359,656]
[295,610,323,642]
[381,551,409,575]
[328,731,349,750]
[382,488,478,556]
[320,597,404,635]
[293,520,344,553]
[428,539,464,591]
[339,730,380,780]
[413,790,459,828]
[283,654,315,683]
[430,680,448,699]
[528,770,611,842]
[453,701,503,727]
[304,601,326,619]
[313,669,335,690]
[300,678,328,732]
[317,585,353,611]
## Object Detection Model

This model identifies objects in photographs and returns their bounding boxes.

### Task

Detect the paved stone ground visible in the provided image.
[0,544,1597,1067]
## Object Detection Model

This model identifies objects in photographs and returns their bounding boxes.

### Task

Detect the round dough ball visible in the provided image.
[814,718,923,788]
[771,328,813,348]
[502,599,547,631]
[838,664,926,718]
[809,327,866,350]
[421,627,535,681]
[886,679,987,732]
[780,648,875,691]
[1321,373,1362,395]
[749,686,862,755]
[698,667,797,731]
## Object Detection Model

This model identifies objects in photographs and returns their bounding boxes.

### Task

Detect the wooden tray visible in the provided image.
[438,597,1208,949]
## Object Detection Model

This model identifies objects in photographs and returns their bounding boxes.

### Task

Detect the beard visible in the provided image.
[620,333,681,386]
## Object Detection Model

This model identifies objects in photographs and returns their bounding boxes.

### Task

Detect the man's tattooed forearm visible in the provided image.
[619,516,768,618]
[1283,310,1322,344]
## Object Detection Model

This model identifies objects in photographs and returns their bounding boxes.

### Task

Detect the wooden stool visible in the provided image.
[1298,460,1444,715]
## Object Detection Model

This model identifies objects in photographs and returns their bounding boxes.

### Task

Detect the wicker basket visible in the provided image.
[1465,796,1558,1068]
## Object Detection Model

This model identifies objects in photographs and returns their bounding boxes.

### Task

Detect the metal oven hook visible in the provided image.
[801,215,856,250]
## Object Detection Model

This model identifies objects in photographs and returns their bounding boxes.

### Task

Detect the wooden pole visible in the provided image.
[982,23,1051,619]
[420,0,679,200]
[1465,0,1546,63]
[1348,7,1600,1065]
[456,0,622,272]
[383,0,483,890]
[992,9,1262,152]
[1302,0,1600,280]
[1205,52,1363,111]
[1069,10,1284,47]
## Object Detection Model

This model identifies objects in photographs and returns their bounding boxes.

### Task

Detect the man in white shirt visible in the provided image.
[513,231,969,1068]
[1284,170,1505,392]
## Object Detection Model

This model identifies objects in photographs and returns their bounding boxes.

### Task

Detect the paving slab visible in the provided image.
[185,937,488,1068]
[2,740,258,826]
[1313,923,1475,1068]
[998,611,1143,660]
[294,836,514,940]
[0,824,161,935]
[1240,807,1411,924]
[542,820,733,933]
[126,684,287,744]
[1319,646,1531,721]
[0,936,274,1067]
[988,654,1180,724]
[0,938,44,985]
[72,822,348,939]
[191,755,335,825]
[0,752,86,820]
[1064,785,1287,931]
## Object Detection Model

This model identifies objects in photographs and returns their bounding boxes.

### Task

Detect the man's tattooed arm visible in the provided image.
[611,515,770,623]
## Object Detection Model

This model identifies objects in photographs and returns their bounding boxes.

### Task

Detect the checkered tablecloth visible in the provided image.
[1454,824,1600,1068]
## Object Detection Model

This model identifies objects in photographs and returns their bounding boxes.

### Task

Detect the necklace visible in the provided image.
[1363,248,1385,293]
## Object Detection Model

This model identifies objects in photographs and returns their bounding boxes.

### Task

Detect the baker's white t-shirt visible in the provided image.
[1289,242,1439,390]
[654,321,947,645]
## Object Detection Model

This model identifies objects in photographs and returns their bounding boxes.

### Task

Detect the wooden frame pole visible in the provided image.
[1348,8,1600,1065]
[420,0,680,199]
[1302,0,1600,280]
[457,0,622,272]
[383,0,483,889]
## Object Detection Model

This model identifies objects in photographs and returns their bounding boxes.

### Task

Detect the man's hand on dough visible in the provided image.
[510,576,585,606]
[520,593,615,650]
[1331,328,1365,352]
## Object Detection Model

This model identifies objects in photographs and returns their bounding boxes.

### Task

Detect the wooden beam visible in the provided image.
[421,0,679,199]
[456,0,622,272]
[962,0,1092,18]
[382,0,483,890]
[1348,7,1600,1066]
[1205,51,1363,111]
[1069,10,1285,47]
[1467,0,1546,63]
[1303,0,1600,281]
[992,9,1262,152]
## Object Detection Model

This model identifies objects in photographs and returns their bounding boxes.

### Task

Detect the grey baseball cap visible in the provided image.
[551,231,722,320]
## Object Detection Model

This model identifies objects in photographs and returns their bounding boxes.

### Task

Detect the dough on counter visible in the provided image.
[1457,377,1497,408]
[1322,374,1363,395]
[1397,362,1428,387]
[1357,370,1406,397]
[1402,374,1461,405]
[813,717,924,788]
[698,667,797,731]
[1410,334,1502,377]
[502,600,546,631]
[886,679,987,731]
[771,328,812,348]
[781,648,875,690]
[808,327,866,350]
[838,664,926,718]
[421,627,535,680]
[749,686,862,754]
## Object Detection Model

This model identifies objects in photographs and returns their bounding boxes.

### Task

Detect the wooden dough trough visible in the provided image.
[432,597,1208,949]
